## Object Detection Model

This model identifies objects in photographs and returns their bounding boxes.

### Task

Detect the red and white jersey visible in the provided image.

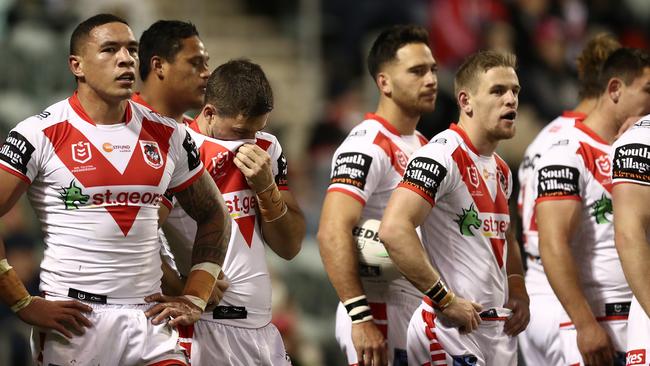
[162,121,289,328]
[398,124,512,309]
[518,111,585,258]
[327,113,428,302]
[612,114,650,187]
[0,93,204,302]
[131,93,194,126]
[534,121,632,312]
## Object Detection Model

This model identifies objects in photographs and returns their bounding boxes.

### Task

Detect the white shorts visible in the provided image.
[625,297,650,366]
[559,301,629,366]
[31,298,187,366]
[518,259,565,366]
[407,298,517,366]
[336,301,388,365]
[180,320,290,366]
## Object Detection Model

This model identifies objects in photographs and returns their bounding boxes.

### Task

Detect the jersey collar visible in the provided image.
[574,121,609,145]
[69,91,132,126]
[365,113,401,136]
[562,110,587,122]
[450,123,481,156]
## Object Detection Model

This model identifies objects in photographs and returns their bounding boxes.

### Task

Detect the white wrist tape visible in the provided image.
[0,259,12,275]
[190,262,222,278]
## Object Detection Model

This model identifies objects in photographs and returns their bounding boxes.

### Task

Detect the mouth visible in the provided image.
[116,72,135,85]
[500,111,517,123]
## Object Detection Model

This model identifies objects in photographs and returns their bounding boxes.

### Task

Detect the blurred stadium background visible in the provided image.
[0,0,648,364]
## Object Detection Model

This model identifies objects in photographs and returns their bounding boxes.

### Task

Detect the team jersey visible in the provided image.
[162,121,289,328]
[0,93,203,301]
[534,121,632,312]
[131,93,194,125]
[398,124,512,309]
[518,111,585,258]
[327,113,428,302]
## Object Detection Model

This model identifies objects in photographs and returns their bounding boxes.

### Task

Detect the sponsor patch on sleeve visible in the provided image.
[613,143,650,184]
[330,152,373,190]
[182,130,201,171]
[0,131,35,175]
[400,157,447,201]
[275,152,288,187]
[537,165,580,198]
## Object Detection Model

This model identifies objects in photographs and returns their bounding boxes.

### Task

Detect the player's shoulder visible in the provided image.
[129,100,181,129]
[615,115,650,148]
[14,98,72,131]
[418,128,462,156]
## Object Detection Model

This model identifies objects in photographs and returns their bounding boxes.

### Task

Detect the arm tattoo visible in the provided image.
[175,172,231,266]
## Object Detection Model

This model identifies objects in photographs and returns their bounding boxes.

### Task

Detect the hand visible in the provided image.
[503,276,530,336]
[16,296,93,338]
[576,321,615,366]
[144,293,202,327]
[233,144,274,193]
[440,296,482,334]
[205,274,230,312]
[351,320,387,366]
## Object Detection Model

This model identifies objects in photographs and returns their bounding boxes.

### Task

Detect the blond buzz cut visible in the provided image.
[454,50,518,98]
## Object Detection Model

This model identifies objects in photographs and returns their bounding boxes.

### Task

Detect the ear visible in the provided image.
[151,56,165,79]
[202,104,217,123]
[377,72,392,95]
[458,90,472,115]
[69,55,84,79]
[607,78,623,103]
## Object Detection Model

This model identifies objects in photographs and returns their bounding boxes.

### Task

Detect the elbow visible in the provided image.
[279,242,302,260]
[378,219,401,251]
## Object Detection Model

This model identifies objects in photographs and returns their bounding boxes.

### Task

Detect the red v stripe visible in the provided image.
[373,132,410,176]
[576,142,612,193]
[43,119,173,236]
[451,146,509,267]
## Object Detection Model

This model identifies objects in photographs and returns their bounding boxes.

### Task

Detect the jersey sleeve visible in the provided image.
[0,118,43,184]
[534,140,583,203]
[612,121,650,186]
[267,137,289,191]
[326,139,387,205]
[167,125,204,193]
[397,143,453,207]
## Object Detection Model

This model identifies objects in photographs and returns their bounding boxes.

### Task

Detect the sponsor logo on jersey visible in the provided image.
[331,152,372,189]
[183,131,201,170]
[454,205,508,238]
[451,354,478,365]
[521,153,540,171]
[59,180,89,210]
[613,143,650,184]
[223,190,257,219]
[102,143,131,153]
[91,189,164,206]
[276,152,288,187]
[71,141,92,164]
[0,131,35,175]
[140,141,163,169]
[401,157,447,201]
[350,129,366,137]
[552,139,569,146]
[595,154,611,176]
[433,138,447,144]
[537,165,580,198]
[590,194,613,224]
[626,349,646,365]
[634,119,650,128]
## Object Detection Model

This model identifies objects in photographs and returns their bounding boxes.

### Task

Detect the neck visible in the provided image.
[573,98,597,115]
[374,98,420,135]
[139,81,185,123]
[582,102,618,144]
[195,114,210,136]
[456,117,497,156]
[76,85,127,125]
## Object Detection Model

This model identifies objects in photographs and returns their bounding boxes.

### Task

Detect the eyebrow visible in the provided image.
[99,40,139,48]
[408,62,438,71]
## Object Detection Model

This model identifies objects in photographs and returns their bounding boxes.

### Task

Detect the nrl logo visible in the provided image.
[467,166,480,188]
[595,155,611,176]
[140,141,163,169]
[211,151,229,178]
[454,204,481,236]
[395,150,408,170]
[59,180,89,210]
[71,141,91,164]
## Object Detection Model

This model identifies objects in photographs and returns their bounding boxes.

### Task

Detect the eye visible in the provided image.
[102,47,116,53]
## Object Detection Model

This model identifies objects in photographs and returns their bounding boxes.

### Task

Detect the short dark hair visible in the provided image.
[138,20,199,81]
[576,33,621,99]
[70,13,128,55]
[367,25,430,80]
[600,48,650,89]
[205,59,273,118]
[454,50,517,96]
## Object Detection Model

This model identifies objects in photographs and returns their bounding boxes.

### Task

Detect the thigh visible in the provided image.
[518,294,565,366]
[387,296,419,366]
[626,298,650,366]
[406,302,435,366]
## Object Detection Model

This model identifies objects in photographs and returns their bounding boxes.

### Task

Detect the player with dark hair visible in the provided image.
[517,33,621,366]
[160,59,305,365]
[380,50,529,365]
[318,24,436,366]
[0,14,231,365]
[535,48,650,366]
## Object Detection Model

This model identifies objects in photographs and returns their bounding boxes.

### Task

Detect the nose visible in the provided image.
[505,90,517,107]
[117,47,136,67]
[425,70,437,88]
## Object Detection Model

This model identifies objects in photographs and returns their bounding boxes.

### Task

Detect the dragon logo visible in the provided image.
[454,204,481,236]
[591,194,613,224]
[59,180,89,210]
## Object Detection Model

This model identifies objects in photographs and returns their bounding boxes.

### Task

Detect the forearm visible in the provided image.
[191,207,231,266]
[261,201,305,260]
[160,257,184,296]
[0,237,32,311]
[318,229,367,302]
[540,239,595,328]
[616,229,650,315]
